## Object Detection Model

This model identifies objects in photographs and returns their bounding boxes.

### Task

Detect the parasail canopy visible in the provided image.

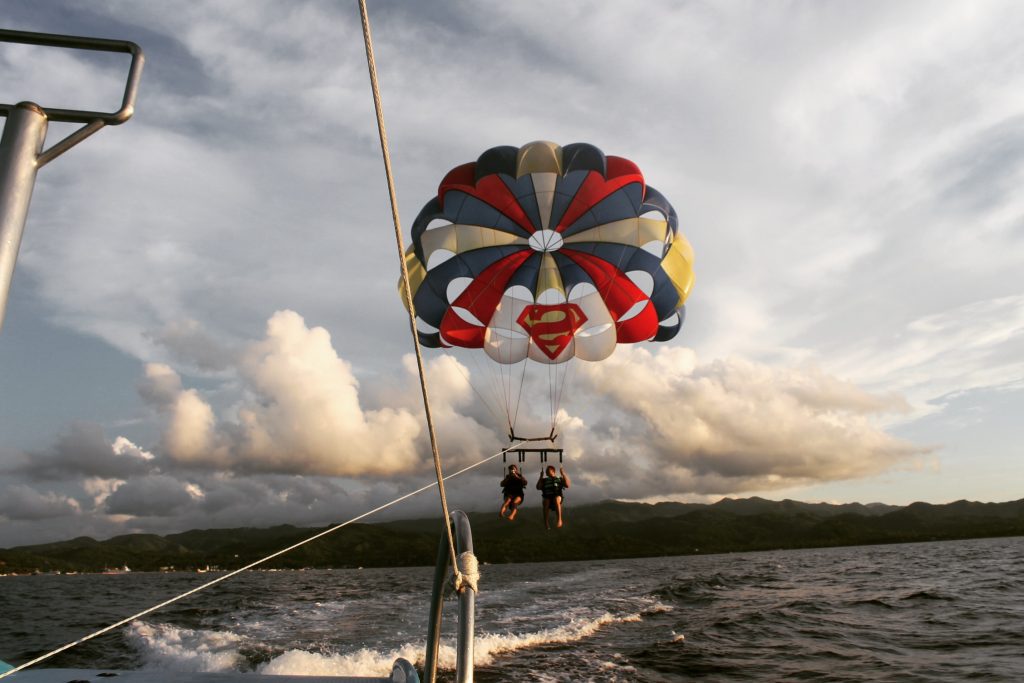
[401,141,694,435]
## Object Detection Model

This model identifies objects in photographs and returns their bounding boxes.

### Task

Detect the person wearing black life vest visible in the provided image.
[499,464,527,521]
[537,465,571,529]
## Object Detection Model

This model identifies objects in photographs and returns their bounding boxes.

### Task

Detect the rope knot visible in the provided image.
[449,551,479,595]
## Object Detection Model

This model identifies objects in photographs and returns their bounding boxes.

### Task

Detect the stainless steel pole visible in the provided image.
[423,534,449,683]
[423,510,477,683]
[0,102,48,332]
[451,511,475,683]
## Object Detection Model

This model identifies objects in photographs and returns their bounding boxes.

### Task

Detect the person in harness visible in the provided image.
[499,464,527,521]
[536,465,571,529]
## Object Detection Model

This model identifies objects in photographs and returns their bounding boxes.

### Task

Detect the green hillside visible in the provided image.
[1,497,1021,574]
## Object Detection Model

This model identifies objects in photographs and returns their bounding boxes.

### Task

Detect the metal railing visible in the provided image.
[424,510,476,683]
[0,28,143,332]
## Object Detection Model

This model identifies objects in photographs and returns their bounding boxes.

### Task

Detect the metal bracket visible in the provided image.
[0,29,144,166]
[0,29,143,332]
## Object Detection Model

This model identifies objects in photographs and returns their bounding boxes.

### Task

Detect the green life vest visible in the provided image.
[542,476,564,497]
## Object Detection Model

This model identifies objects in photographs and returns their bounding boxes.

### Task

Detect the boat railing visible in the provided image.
[424,509,476,683]
[0,28,144,333]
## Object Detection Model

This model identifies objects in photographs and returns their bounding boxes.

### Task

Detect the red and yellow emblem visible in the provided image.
[516,303,588,360]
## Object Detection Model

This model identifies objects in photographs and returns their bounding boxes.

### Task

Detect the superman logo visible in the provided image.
[516,303,588,360]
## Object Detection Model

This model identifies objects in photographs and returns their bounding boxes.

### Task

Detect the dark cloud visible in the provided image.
[104,474,196,517]
[146,319,235,373]
[0,484,79,521]
[11,423,156,481]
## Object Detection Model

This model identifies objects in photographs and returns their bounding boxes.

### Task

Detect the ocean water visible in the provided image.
[1,536,1022,681]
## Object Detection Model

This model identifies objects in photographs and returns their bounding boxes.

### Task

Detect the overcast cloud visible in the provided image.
[1,0,1022,545]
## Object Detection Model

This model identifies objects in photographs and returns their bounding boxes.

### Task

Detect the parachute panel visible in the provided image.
[401,141,694,364]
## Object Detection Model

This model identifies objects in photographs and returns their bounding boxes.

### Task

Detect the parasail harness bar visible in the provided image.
[505,428,562,463]
[507,427,558,442]
[504,447,563,464]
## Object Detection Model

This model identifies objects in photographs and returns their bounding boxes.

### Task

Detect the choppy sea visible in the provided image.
[1,536,1022,681]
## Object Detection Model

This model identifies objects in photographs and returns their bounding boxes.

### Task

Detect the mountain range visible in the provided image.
[1,496,1022,574]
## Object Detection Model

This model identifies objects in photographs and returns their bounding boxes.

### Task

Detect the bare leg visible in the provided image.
[554,496,564,528]
[542,499,551,529]
[500,497,510,518]
[508,496,522,521]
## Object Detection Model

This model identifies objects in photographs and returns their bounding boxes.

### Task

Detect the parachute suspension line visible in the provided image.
[0,443,521,681]
[552,361,563,431]
[558,358,578,423]
[509,357,529,435]
[358,0,460,578]
[471,354,508,430]
[555,362,566,430]
[547,358,557,431]
[482,353,513,437]
[446,346,506,434]
[501,347,512,429]
[454,328,511,437]
[557,363,564,424]
[552,356,579,435]
[442,347,508,436]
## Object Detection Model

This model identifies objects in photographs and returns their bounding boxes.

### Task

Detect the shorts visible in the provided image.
[543,494,562,510]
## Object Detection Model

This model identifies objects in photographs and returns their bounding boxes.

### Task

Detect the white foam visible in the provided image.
[474,611,633,664]
[258,610,647,677]
[259,645,425,678]
[127,621,244,672]
[646,601,674,614]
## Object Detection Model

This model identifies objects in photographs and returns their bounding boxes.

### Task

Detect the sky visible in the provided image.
[1,0,1022,547]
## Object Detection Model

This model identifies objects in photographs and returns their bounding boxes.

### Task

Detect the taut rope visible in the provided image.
[356,0,463,581]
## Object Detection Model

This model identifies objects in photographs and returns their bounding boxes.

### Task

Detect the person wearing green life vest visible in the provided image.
[536,465,571,529]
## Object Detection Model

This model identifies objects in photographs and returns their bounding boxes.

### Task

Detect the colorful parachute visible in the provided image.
[403,141,694,367]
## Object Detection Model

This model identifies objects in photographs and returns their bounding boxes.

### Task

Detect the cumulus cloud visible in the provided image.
[562,346,927,499]
[82,477,126,509]
[0,330,928,542]
[137,363,183,408]
[139,310,428,476]
[136,311,924,502]
[162,384,218,466]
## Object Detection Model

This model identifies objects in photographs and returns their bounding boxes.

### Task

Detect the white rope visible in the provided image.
[356,0,463,584]
[451,551,480,594]
[0,442,525,680]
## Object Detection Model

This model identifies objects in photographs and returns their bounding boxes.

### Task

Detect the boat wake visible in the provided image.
[127,607,655,677]
[126,621,245,672]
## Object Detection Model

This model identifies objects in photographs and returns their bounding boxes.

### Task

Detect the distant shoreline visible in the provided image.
[2,532,1024,577]
[2,497,1022,575]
